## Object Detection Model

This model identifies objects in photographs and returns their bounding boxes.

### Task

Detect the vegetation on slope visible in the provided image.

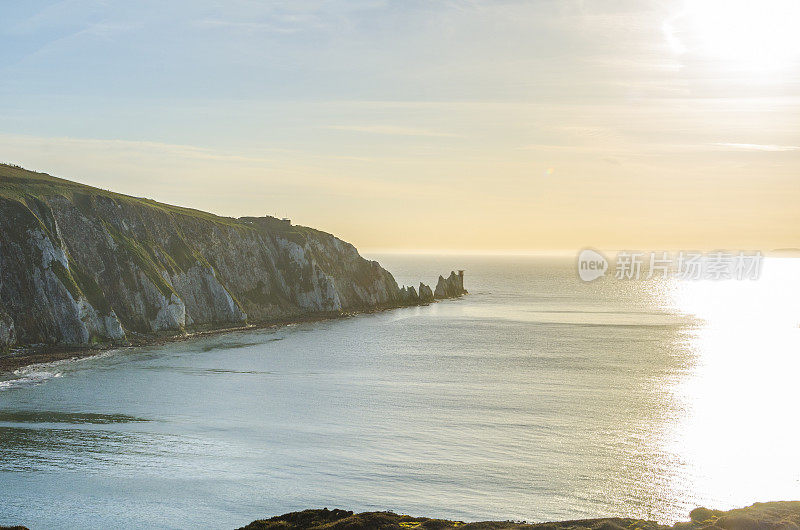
[0,163,420,348]
[239,502,800,530]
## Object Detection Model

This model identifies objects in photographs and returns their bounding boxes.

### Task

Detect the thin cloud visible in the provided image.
[323,125,463,138]
[0,133,451,199]
[714,143,800,152]
[0,134,278,165]
[193,19,304,34]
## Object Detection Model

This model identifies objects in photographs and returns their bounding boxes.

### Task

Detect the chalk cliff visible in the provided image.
[0,164,464,350]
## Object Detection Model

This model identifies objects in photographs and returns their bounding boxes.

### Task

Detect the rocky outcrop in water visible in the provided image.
[398,285,419,305]
[239,502,800,530]
[418,282,435,303]
[0,164,464,350]
[434,270,467,299]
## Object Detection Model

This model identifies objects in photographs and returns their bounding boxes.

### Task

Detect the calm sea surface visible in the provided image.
[1,254,799,529]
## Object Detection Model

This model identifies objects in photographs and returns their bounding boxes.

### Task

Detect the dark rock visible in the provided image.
[691,508,717,524]
[237,509,463,530]
[418,283,435,303]
[398,285,419,305]
[593,521,629,530]
[434,270,467,299]
[241,502,800,530]
[716,515,760,530]
[240,508,354,529]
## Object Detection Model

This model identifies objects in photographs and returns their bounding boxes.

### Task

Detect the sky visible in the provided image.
[1,0,799,252]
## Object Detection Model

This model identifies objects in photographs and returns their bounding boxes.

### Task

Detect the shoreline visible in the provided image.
[0,301,441,376]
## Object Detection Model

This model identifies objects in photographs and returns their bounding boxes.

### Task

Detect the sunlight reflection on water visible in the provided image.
[663,258,800,510]
[1,255,799,528]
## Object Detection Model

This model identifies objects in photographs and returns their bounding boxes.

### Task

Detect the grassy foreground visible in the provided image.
[238,502,800,530]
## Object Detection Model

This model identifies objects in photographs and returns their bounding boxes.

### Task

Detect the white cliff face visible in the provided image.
[319,270,342,312]
[103,313,126,340]
[23,227,128,345]
[285,238,309,267]
[277,237,343,312]
[170,264,247,326]
[0,310,15,348]
[149,293,186,332]
[0,194,401,347]
[295,269,342,312]
[0,165,460,349]
[29,228,67,269]
[77,299,126,342]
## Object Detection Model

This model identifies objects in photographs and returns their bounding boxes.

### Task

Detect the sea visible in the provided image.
[1,253,799,529]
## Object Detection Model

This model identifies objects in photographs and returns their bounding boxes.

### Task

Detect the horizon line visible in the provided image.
[362,248,800,256]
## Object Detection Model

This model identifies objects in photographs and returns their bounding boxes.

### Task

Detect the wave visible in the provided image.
[0,370,63,391]
[0,349,122,392]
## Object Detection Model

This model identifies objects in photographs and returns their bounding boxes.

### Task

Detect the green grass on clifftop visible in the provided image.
[0,163,316,238]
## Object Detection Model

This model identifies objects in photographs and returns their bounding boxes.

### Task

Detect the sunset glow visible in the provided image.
[2,1,799,250]
[666,0,800,74]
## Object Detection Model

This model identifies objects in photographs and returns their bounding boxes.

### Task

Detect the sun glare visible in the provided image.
[666,0,800,74]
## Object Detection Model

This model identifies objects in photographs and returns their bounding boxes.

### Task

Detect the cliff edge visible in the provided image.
[0,164,465,350]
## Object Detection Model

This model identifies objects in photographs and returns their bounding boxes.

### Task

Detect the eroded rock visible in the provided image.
[434,270,467,299]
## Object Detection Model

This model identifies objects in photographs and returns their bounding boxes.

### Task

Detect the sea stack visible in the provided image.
[434,270,468,299]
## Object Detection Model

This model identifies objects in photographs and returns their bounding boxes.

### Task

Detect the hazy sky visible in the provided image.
[2,0,799,251]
